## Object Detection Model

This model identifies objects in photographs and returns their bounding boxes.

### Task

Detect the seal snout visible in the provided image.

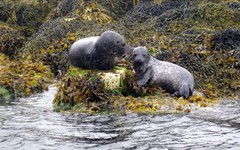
[132,46,150,66]
[133,57,145,66]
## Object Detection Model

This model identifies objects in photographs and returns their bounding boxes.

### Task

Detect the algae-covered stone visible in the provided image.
[0,23,25,59]
[0,54,54,98]
[113,91,217,114]
[53,66,128,111]
[1,0,239,113]
[54,66,212,114]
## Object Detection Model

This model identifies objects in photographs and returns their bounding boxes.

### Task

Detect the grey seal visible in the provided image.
[132,46,195,99]
[68,31,132,70]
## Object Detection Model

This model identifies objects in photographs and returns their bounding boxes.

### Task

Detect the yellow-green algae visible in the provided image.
[53,67,109,112]
[39,32,79,76]
[0,54,54,98]
[1,0,239,114]
[53,66,219,114]
[51,0,239,114]
[113,92,217,114]
[0,23,25,59]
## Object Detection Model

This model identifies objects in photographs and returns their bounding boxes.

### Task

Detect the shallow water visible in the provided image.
[0,86,240,150]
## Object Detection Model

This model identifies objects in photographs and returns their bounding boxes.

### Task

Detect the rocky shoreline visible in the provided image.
[0,0,239,113]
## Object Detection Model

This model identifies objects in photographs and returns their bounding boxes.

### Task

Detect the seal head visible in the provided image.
[132,47,153,85]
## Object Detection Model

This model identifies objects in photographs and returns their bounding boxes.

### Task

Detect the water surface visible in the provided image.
[0,86,240,149]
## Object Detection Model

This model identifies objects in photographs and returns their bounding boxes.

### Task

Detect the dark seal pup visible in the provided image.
[132,46,195,99]
[68,31,132,70]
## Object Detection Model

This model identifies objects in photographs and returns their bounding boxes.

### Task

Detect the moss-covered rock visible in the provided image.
[0,86,11,100]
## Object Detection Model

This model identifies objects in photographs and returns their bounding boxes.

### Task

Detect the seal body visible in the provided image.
[68,31,132,70]
[132,46,195,99]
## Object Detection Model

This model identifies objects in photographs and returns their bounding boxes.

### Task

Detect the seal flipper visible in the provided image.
[179,83,190,99]
[137,66,153,86]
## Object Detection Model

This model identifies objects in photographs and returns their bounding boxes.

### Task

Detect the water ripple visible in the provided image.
[0,86,240,149]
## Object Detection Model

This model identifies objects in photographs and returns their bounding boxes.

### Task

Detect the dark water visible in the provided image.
[0,86,240,150]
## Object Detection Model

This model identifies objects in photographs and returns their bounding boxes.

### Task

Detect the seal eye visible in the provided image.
[116,41,120,44]
[122,43,126,47]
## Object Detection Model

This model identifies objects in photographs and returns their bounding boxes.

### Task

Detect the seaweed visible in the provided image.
[40,32,78,77]
[0,0,59,33]
[53,68,109,112]
[21,0,118,61]
[1,0,239,114]
[0,24,25,59]
[0,54,54,98]
[211,28,240,50]
[123,69,161,97]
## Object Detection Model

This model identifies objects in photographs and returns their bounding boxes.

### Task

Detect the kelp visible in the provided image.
[21,0,127,60]
[53,66,218,114]
[48,0,240,114]
[53,68,109,112]
[40,32,79,77]
[0,23,25,59]
[211,28,240,50]
[0,54,53,98]
[0,0,59,35]
[156,2,239,35]
[1,0,239,113]
[117,0,240,97]
[79,2,112,24]
[123,69,161,97]
[49,0,74,19]
[113,93,217,114]
[21,17,89,60]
